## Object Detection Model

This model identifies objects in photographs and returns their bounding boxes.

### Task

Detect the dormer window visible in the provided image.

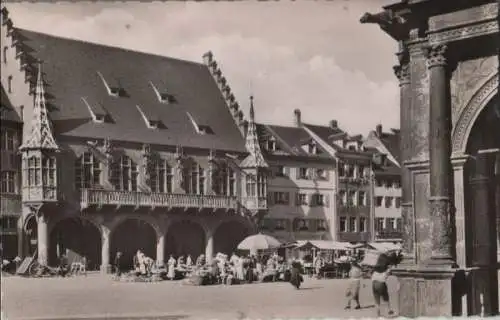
[3,46,7,64]
[149,81,174,104]
[186,112,213,135]
[7,75,12,93]
[308,142,317,154]
[136,104,160,129]
[97,71,122,97]
[82,97,108,124]
[266,138,276,151]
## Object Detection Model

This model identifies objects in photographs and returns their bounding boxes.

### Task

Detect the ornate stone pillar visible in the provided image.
[206,150,217,195]
[205,228,214,263]
[156,233,165,267]
[36,213,48,266]
[468,150,499,316]
[426,44,454,265]
[100,227,110,273]
[394,50,414,261]
[173,146,186,194]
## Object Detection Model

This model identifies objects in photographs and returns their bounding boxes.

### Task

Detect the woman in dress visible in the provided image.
[186,255,193,268]
[289,260,303,289]
[167,255,176,280]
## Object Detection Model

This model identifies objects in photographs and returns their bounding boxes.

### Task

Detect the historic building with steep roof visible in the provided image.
[0,6,269,270]
[363,124,403,244]
[253,108,378,244]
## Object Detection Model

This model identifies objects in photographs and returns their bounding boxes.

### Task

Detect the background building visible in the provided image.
[363,124,402,243]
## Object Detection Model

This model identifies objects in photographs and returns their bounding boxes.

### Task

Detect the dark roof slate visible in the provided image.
[377,130,401,164]
[0,85,22,123]
[14,28,246,152]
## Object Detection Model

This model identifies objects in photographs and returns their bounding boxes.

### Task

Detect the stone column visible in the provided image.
[36,213,49,266]
[394,51,414,261]
[100,227,110,273]
[156,233,165,267]
[426,44,454,265]
[205,228,214,263]
[468,150,499,316]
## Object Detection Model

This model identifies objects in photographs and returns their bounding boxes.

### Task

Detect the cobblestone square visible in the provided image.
[2,274,401,320]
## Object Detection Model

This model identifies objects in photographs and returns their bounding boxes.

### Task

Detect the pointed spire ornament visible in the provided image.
[20,62,59,151]
[240,96,268,168]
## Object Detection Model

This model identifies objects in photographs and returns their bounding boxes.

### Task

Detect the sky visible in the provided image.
[6,0,400,136]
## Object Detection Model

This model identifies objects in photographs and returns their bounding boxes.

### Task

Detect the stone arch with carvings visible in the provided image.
[451,72,498,155]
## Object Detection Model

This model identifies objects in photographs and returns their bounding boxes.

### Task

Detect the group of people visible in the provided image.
[344,254,396,317]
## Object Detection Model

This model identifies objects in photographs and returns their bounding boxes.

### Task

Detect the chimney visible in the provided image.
[202,51,213,66]
[376,124,383,137]
[329,120,338,129]
[294,109,302,127]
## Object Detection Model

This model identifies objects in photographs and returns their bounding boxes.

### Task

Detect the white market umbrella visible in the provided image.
[237,234,282,253]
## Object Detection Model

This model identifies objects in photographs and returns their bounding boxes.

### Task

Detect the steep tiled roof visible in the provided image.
[377,129,401,164]
[0,85,21,123]
[13,29,246,153]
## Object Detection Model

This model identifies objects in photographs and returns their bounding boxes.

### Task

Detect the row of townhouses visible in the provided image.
[0,7,402,271]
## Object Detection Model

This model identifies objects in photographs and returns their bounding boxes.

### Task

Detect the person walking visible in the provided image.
[371,257,394,317]
[114,252,122,277]
[289,260,303,289]
[345,259,362,310]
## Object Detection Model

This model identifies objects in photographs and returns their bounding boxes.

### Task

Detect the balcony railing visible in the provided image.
[80,189,238,210]
[241,197,268,211]
[376,230,403,240]
[0,193,22,215]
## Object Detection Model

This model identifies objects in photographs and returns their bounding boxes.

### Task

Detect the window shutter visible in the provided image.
[309,219,317,232]
[295,167,300,179]
[284,167,290,177]
[324,169,329,181]
[285,192,290,205]
[324,194,330,207]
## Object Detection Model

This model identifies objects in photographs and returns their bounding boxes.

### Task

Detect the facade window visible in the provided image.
[338,163,345,177]
[298,167,309,179]
[339,217,347,232]
[396,218,403,231]
[75,152,101,190]
[110,156,138,191]
[257,173,266,197]
[385,179,392,189]
[312,193,326,206]
[296,219,309,231]
[183,163,205,195]
[348,190,356,206]
[149,159,173,193]
[349,217,357,232]
[296,193,308,206]
[245,174,256,197]
[385,196,393,208]
[357,191,366,207]
[317,219,327,231]
[346,165,355,178]
[393,180,401,188]
[0,216,18,231]
[376,179,383,187]
[359,217,366,232]
[376,196,383,207]
[274,219,286,231]
[338,190,346,206]
[375,218,384,231]
[25,155,56,187]
[275,165,287,177]
[315,168,327,180]
[348,145,356,151]
[358,165,366,178]
[1,128,16,151]
[273,192,289,205]
[395,197,401,208]
[387,218,396,230]
[308,143,317,154]
[259,219,271,231]
[0,171,16,193]
[213,164,235,196]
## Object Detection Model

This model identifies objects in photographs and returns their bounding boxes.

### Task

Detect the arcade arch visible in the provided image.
[213,220,252,255]
[165,220,205,259]
[49,217,101,269]
[110,218,157,269]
